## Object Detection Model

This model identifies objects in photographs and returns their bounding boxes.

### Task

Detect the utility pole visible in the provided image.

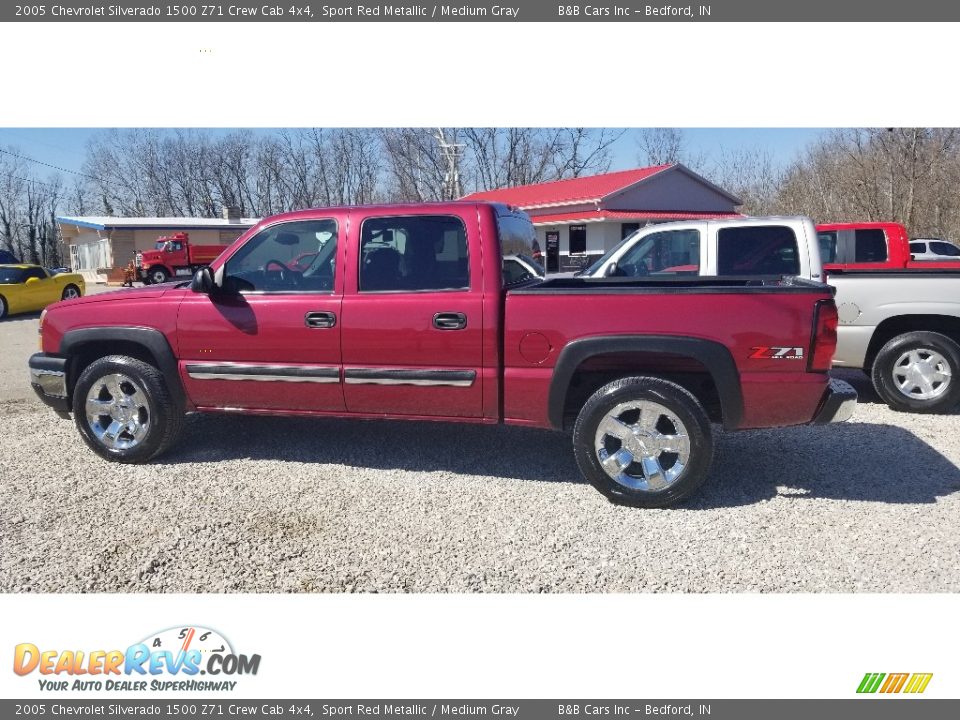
[435,129,464,200]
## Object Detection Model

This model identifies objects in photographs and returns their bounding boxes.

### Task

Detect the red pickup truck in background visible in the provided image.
[29,202,855,508]
[137,231,229,285]
[817,221,960,272]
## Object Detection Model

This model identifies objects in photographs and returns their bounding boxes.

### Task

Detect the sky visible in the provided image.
[0,127,829,182]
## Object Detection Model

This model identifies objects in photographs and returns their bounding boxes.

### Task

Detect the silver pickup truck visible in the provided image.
[829,269,960,413]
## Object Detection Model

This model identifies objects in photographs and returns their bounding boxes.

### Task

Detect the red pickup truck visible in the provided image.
[817,221,960,271]
[29,202,855,507]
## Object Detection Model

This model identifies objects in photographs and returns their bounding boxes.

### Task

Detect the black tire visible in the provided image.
[572,376,713,508]
[72,355,184,463]
[61,284,81,300]
[148,267,169,285]
[0,294,6,319]
[871,331,960,413]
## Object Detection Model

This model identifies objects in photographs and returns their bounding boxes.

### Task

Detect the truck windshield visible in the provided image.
[579,231,639,276]
[616,230,700,276]
[154,242,168,251]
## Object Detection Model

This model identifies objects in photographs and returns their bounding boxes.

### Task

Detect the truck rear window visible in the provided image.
[496,211,539,287]
[717,225,800,276]
[359,215,468,292]
[854,229,887,262]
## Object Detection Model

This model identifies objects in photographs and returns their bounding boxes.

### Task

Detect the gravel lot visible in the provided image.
[2,295,959,593]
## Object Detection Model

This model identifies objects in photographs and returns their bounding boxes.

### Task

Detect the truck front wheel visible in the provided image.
[72,355,184,463]
[573,376,713,508]
[871,331,960,413]
[148,267,169,285]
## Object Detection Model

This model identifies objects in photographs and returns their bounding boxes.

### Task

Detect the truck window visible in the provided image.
[616,229,700,276]
[930,241,960,256]
[854,229,888,262]
[909,241,927,254]
[817,231,838,263]
[223,218,338,292]
[496,212,539,287]
[359,215,468,292]
[717,225,800,276]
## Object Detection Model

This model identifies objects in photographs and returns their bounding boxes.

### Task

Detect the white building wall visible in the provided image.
[535,221,624,272]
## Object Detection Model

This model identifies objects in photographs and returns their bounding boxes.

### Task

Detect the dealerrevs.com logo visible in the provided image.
[13,626,261,692]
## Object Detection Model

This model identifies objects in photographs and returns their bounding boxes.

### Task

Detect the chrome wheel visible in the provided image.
[594,400,691,492]
[84,373,151,450]
[892,348,952,400]
[62,286,80,300]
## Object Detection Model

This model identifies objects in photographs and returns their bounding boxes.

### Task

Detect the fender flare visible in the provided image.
[60,326,186,410]
[548,335,744,430]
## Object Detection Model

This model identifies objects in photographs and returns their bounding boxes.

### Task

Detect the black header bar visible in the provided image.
[4,0,959,22]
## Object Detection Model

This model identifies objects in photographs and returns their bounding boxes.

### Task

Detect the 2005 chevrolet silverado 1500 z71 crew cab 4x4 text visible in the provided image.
[28,202,855,507]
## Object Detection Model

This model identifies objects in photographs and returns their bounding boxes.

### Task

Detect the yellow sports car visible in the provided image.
[0,264,85,319]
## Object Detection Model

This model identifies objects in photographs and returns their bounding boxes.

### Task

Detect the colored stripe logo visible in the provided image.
[857,672,933,694]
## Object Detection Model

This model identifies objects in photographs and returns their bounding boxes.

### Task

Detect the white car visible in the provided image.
[909,238,960,261]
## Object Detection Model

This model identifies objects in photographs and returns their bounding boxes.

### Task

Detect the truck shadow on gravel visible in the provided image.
[165,413,960,509]
[696,421,960,509]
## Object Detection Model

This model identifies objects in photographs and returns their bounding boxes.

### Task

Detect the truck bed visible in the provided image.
[827,268,960,369]
[503,275,836,431]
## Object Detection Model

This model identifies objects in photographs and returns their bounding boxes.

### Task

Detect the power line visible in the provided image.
[0,171,64,192]
[0,147,118,187]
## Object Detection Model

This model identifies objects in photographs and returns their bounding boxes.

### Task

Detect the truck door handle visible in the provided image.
[433,312,467,330]
[305,311,337,329]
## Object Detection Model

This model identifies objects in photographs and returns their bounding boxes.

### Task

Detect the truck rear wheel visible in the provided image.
[573,376,713,508]
[872,331,960,413]
[72,355,184,463]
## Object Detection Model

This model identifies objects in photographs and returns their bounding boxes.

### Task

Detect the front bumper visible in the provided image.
[28,353,71,417]
[812,378,857,424]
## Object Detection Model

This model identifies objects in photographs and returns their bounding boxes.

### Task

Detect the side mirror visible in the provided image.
[26,276,40,284]
[603,262,619,277]
[191,266,216,294]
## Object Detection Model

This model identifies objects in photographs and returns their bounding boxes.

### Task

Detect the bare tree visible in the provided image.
[551,128,623,178]
[0,148,26,256]
[636,128,686,166]
[707,146,783,216]
[774,128,960,238]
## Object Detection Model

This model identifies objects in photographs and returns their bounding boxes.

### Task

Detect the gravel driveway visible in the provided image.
[2,305,959,593]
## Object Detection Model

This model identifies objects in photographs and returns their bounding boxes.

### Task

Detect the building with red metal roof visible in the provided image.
[462,163,742,272]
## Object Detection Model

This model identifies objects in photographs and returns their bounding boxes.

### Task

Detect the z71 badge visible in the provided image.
[749,346,805,359]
